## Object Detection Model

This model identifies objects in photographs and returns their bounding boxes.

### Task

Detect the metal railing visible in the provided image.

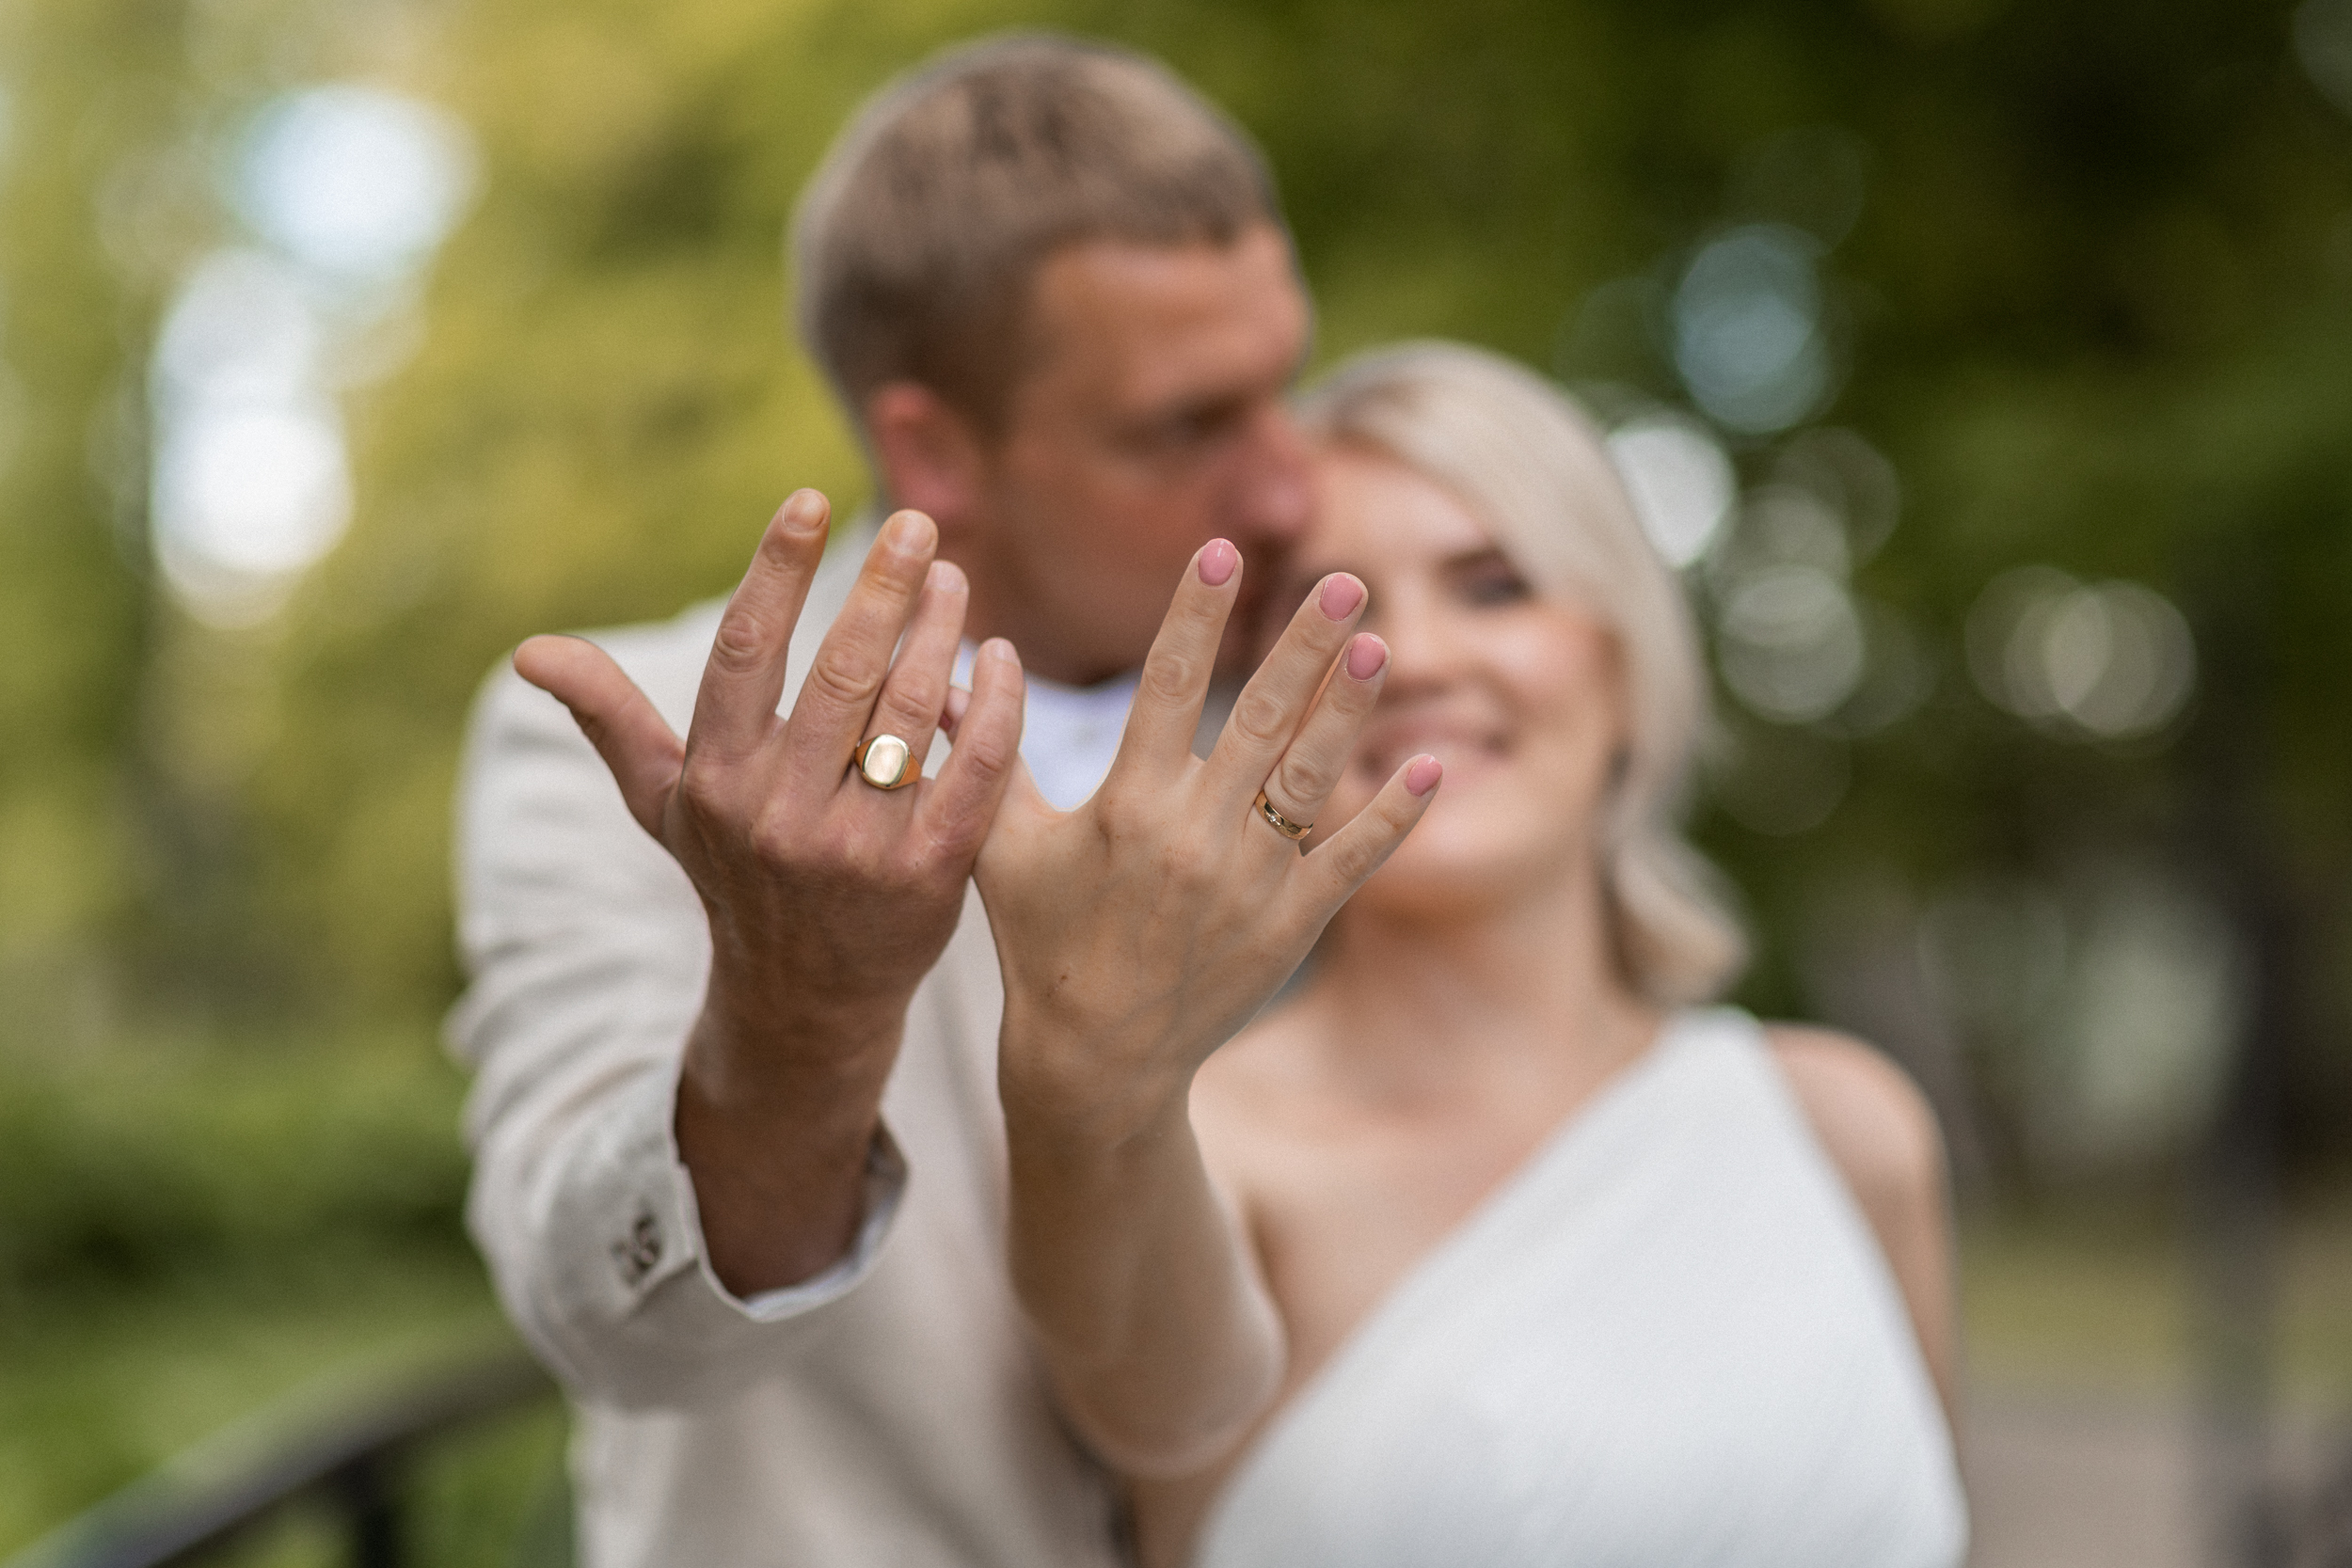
[5,1341,559,1568]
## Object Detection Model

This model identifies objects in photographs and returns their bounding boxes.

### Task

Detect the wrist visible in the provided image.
[682,967,907,1123]
[998,1016,1195,1160]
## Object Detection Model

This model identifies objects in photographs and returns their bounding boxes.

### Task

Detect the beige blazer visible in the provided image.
[447,532,1120,1568]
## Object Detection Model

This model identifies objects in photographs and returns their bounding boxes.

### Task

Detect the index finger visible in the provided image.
[688,489,832,760]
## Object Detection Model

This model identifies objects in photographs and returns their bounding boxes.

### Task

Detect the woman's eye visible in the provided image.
[1461,567,1532,606]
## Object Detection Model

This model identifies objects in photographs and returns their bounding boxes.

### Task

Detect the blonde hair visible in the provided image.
[1297,342,1746,1006]
[791,35,1281,435]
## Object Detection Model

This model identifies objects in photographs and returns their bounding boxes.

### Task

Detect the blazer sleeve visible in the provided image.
[443,624,909,1410]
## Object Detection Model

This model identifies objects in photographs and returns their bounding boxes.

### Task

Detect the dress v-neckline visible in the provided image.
[1238,1008,1717,1466]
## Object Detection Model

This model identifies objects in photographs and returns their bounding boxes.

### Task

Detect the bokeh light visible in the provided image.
[2296,0,2352,118]
[1770,427,1900,564]
[2044,875,2240,1168]
[151,86,476,626]
[1671,224,1837,435]
[1966,567,2198,740]
[1718,562,1867,722]
[1918,869,2241,1171]
[150,250,348,626]
[1607,413,1736,568]
[1707,724,1851,836]
[232,86,477,290]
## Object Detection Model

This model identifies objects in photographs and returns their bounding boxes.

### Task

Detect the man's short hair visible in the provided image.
[791,34,1284,436]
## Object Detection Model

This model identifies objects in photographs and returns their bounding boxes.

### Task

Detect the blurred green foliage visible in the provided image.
[0,1030,469,1300]
[4,0,2347,1142]
[262,0,2352,1166]
[0,0,164,1005]
[0,1024,504,1553]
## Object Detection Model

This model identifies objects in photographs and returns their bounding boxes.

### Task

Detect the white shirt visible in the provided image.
[952,642,1138,811]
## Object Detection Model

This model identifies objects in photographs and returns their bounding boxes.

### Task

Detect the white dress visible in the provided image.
[1194,1008,1968,1568]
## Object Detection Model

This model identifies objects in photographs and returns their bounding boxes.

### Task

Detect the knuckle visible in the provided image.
[676,754,729,811]
[1229,686,1290,747]
[708,611,769,675]
[1183,580,1235,627]
[815,830,887,886]
[1319,835,1376,889]
[956,728,1016,779]
[1139,650,1198,706]
[755,523,802,570]
[804,647,879,711]
[1327,667,1378,715]
[860,559,925,613]
[876,677,941,733]
[1273,750,1336,809]
[747,813,804,866]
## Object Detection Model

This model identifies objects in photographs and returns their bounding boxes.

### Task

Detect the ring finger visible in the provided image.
[850,561,969,797]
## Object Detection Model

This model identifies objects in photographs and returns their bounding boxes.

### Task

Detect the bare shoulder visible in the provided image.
[1188,1003,1327,1198]
[1763,1024,1947,1217]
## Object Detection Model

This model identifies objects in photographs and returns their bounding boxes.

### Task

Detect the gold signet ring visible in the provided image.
[1252,789,1312,841]
[853,734,917,790]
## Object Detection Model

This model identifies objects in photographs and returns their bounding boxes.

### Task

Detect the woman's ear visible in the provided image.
[865,382,987,539]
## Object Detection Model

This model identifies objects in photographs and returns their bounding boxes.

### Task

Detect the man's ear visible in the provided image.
[866,382,988,539]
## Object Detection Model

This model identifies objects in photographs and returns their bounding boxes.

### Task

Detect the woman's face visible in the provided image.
[1278,444,1629,914]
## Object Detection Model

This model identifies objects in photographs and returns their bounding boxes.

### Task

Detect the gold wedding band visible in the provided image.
[1252,789,1312,841]
[853,733,917,790]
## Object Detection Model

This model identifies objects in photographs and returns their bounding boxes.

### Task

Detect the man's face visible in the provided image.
[966,223,1313,687]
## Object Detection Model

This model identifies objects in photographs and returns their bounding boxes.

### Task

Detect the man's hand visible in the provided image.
[972,538,1440,1473]
[515,490,1027,1294]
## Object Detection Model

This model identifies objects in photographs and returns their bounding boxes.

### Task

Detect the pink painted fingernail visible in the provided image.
[1344,634,1388,681]
[1319,574,1365,621]
[1406,755,1443,798]
[1198,539,1239,587]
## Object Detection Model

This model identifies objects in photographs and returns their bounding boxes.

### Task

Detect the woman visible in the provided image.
[972,342,1966,1568]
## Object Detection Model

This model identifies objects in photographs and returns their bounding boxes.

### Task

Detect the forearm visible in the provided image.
[1002,1062,1283,1477]
[675,976,907,1296]
[969,546,1419,1474]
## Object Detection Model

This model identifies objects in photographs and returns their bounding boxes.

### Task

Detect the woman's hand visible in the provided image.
[978,536,1440,1129]
[973,537,1439,1475]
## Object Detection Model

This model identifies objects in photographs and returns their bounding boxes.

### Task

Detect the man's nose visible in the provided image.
[1227,403,1313,545]
[1375,593,1467,690]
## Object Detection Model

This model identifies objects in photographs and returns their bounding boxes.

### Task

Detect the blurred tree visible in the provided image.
[0,0,188,1046]
[48,0,2345,1181]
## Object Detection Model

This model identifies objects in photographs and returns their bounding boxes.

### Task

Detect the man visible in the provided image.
[448,35,1312,1565]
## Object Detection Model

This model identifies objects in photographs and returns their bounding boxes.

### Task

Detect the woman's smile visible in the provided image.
[1349,705,1509,786]
[1293,445,1628,903]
